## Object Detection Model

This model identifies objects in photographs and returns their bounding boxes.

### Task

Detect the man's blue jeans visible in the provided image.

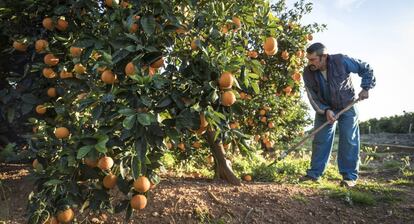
[306,106,360,181]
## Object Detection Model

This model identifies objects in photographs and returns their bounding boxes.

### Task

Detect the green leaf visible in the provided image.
[95,135,109,153]
[77,145,93,159]
[119,108,136,116]
[140,15,156,35]
[136,113,155,126]
[43,179,63,186]
[123,115,136,130]
[251,81,260,94]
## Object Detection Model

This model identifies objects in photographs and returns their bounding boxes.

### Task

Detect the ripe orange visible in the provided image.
[166,141,173,150]
[43,68,56,78]
[283,86,292,94]
[239,92,247,100]
[35,105,47,114]
[54,127,70,139]
[206,155,214,164]
[232,17,241,29]
[130,194,147,210]
[254,135,260,142]
[221,91,236,106]
[45,216,58,224]
[35,39,48,53]
[133,176,151,193]
[125,62,135,76]
[129,23,139,33]
[42,17,54,30]
[219,72,234,89]
[307,33,313,41]
[292,72,301,81]
[295,50,304,58]
[60,70,73,79]
[221,25,229,34]
[281,50,289,60]
[98,156,114,171]
[191,39,198,50]
[268,121,274,128]
[192,141,201,149]
[57,208,74,223]
[74,63,86,74]
[263,37,278,52]
[260,116,267,123]
[103,174,118,189]
[259,109,266,116]
[150,57,164,68]
[101,70,115,84]
[55,19,68,31]
[265,47,277,56]
[13,41,27,52]
[200,113,208,128]
[47,87,57,97]
[105,0,114,7]
[247,51,258,58]
[265,141,273,149]
[70,46,83,57]
[44,54,59,66]
[243,174,252,181]
[178,142,185,151]
[230,122,239,129]
[84,158,98,168]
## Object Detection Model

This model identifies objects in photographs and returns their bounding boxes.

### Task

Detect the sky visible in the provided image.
[277,0,414,121]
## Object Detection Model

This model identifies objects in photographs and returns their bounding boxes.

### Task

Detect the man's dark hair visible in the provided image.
[306,42,326,55]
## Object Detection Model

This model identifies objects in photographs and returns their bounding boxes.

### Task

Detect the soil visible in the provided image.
[1,141,414,223]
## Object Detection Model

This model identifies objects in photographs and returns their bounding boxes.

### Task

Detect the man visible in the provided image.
[301,42,376,187]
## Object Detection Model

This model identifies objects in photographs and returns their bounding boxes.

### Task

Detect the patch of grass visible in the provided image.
[390,178,414,187]
[292,194,309,204]
[329,190,376,206]
[383,160,401,170]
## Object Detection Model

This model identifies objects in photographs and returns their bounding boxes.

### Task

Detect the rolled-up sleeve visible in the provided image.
[342,55,376,90]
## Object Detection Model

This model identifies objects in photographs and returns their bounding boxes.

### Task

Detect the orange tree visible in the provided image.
[0,0,322,222]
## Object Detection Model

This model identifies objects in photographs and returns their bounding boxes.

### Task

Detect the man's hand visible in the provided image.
[326,109,336,124]
[358,89,369,100]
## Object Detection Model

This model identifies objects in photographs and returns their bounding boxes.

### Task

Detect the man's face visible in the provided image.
[306,52,326,71]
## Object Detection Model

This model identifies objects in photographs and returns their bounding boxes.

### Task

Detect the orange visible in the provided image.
[283,86,292,94]
[56,19,68,31]
[230,122,239,129]
[35,105,47,114]
[54,127,70,139]
[265,47,277,56]
[260,116,267,123]
[295,50,304,58]
[60,70,73,79]
[101,70,115,84]
[219,72,234,89]
[281,50,289,60]
[45,216,58,224]
[263,37,278,52]
[199,113,208,128]
[192,141,201,149]
[35,39,48,53]
[150,57,164,68]
[70,46,83,57]
[103,174,118,189]
[57,208,74,223]
[243,174,252,181]
[13,41,27,52]
[307,33,313,41]
[125,62,135,76]
[105,0,114,7]
[130,194,147,210]
[98,156,114,170]
[133,176,151,193]
[42,17,54,30]
[232,17,241,29]
[178,142,185,151]
[268,121,274,128]
[74,63,86,74]
[221,91,236,106]
[42,68,56,78]
[47,87,57,97]
[259,109,266,116]
[206,155,214,164]
[265,141,273,149]
[247,51,258,58]
[292,72,301,81]
[44,54,59,66]
[191,39,198,50]
[129,23,139,33]
[254,135,260,142]
[221,25,229,34]
[166,141,173,150]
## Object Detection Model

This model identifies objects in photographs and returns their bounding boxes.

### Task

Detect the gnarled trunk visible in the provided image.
[205,129,241,186]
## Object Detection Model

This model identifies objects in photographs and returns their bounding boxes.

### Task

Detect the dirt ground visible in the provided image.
[1,141,414,223]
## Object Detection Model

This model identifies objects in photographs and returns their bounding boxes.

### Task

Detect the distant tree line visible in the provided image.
[360,112,414,134]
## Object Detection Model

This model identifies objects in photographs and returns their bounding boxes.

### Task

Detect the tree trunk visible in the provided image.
[204,128,241,186]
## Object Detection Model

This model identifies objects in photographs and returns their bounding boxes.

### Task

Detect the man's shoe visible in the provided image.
[299,175,320,182]
[340,179,357,188]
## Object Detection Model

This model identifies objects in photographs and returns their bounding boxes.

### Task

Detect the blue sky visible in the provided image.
[278,0,414,121]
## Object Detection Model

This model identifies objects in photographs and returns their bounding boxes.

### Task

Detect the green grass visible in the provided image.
[390,178,414,187]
